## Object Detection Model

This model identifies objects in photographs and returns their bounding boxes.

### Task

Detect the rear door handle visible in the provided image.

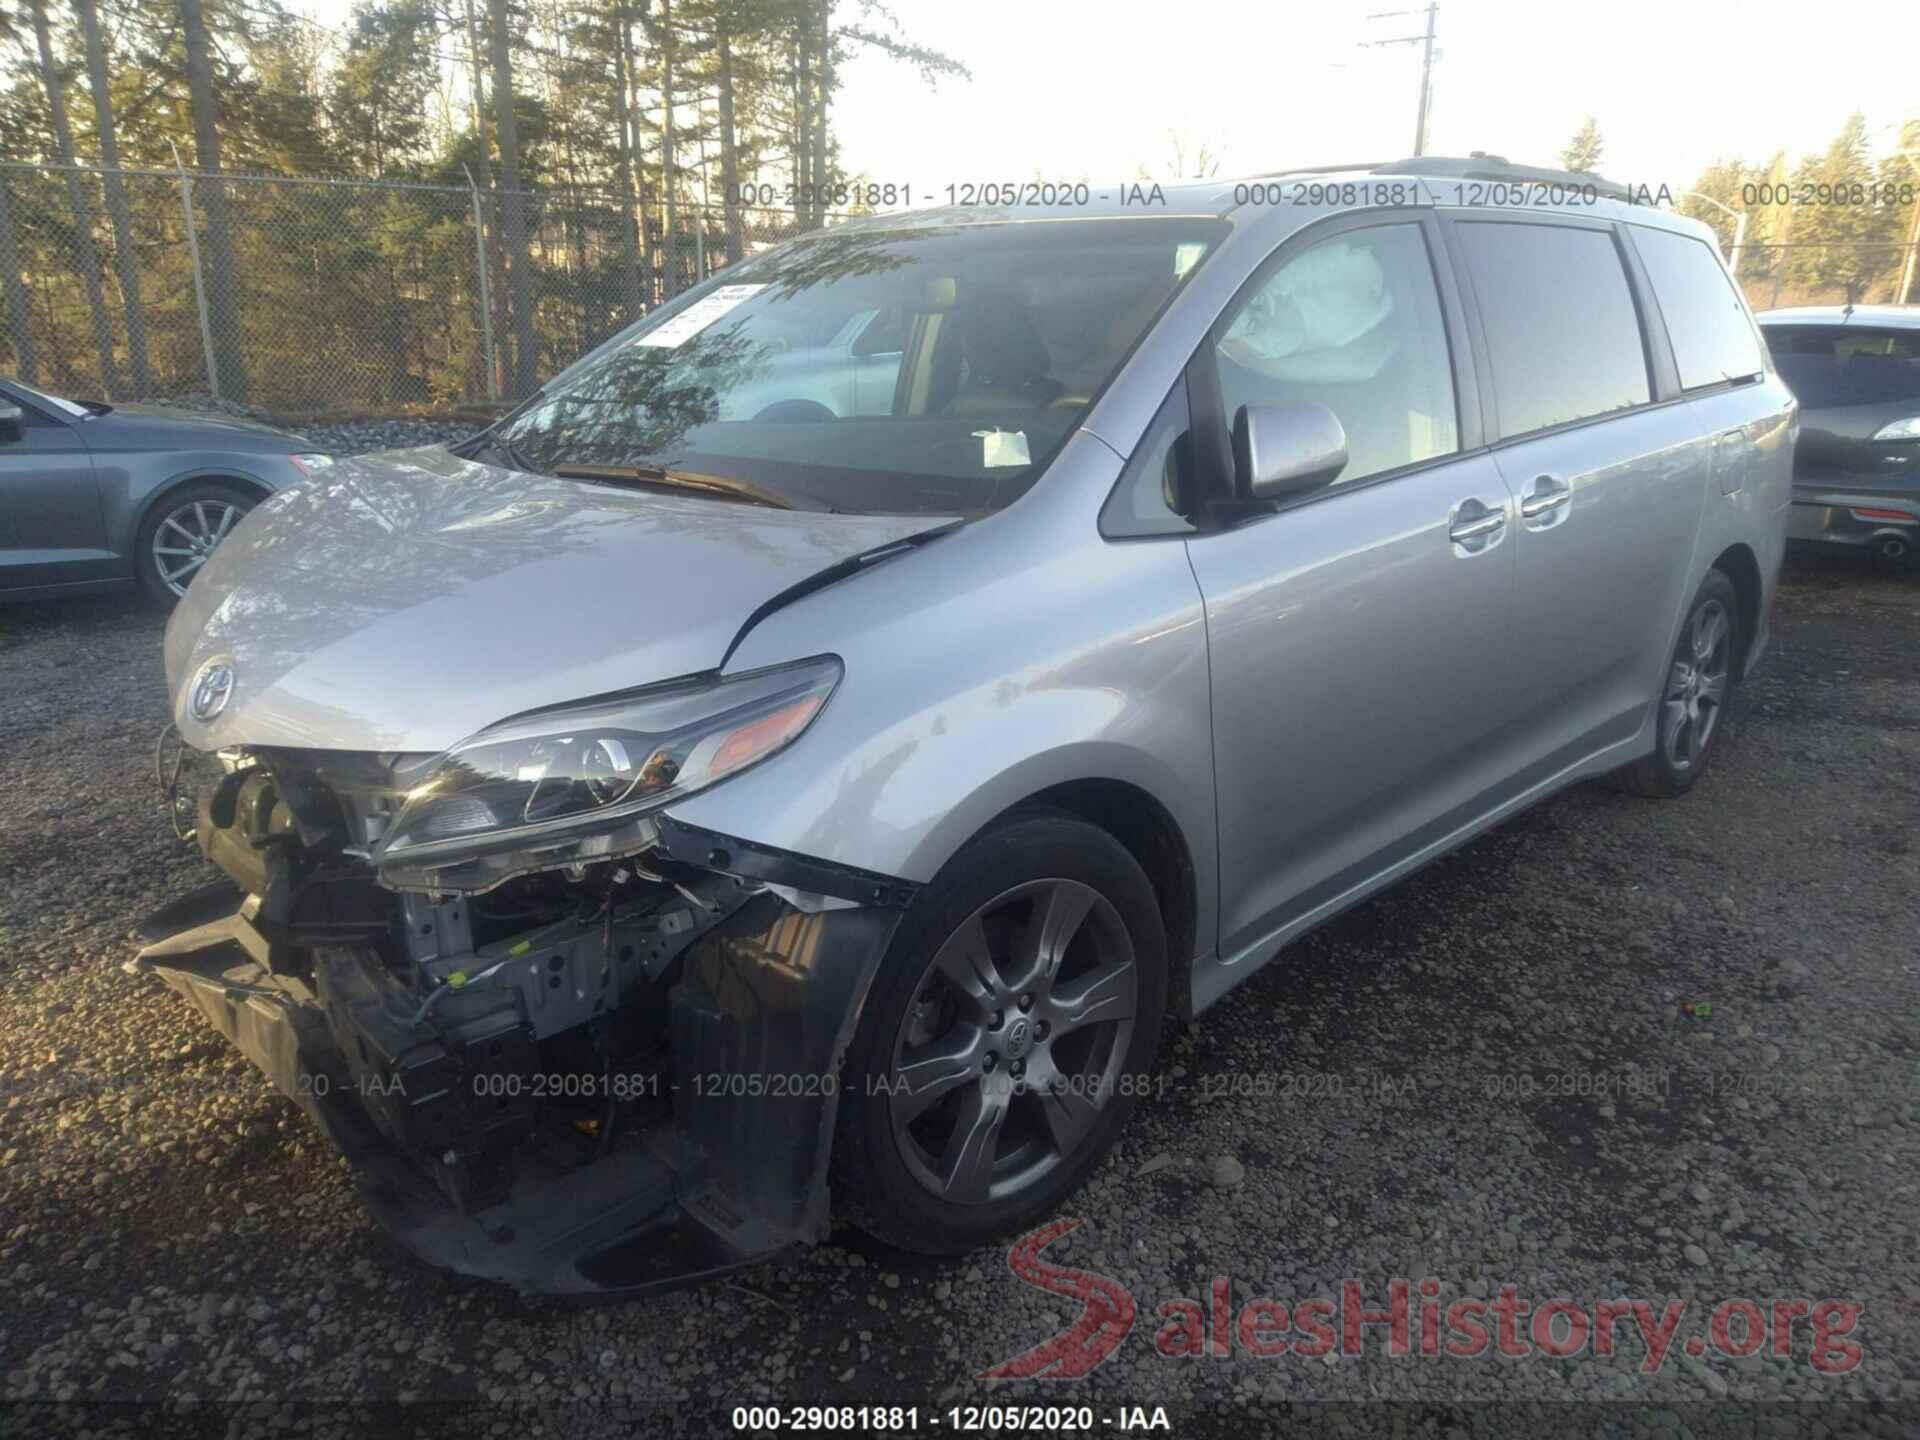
[1519,475,1572,524]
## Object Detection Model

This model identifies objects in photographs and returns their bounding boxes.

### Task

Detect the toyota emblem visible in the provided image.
[189,661,235,722]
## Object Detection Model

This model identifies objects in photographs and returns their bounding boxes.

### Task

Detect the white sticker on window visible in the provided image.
[1174,241,1207,278]
[631,284,767,348]
[972,429,1032,467]
[1408,409,1434,459]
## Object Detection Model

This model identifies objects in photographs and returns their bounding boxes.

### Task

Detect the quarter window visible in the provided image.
[1211,223,1459,487]
[1453,221,1650,438]
[1100,381,1195,537]
[1631,227,1764,390]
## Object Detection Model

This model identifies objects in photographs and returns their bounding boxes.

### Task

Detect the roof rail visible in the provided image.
[1372,152,1635,201]
[1250,161,1394,179]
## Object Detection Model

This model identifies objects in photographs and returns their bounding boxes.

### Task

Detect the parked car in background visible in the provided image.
[136,158,1791,1296]
[716,304,908,421]
[1758,306,1920,565]
[0,377,333,607]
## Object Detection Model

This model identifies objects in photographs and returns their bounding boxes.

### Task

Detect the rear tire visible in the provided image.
[1870,532,1916,569]
[136,482,258,610]
[833,809,1167,1254]
[1609,568,1741,798]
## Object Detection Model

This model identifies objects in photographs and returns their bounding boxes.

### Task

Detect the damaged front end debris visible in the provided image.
[132,729,914,1296]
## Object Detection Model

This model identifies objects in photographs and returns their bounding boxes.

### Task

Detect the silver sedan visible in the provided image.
[0,376,333,607]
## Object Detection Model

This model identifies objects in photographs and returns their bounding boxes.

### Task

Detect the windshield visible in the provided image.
[7,377,91,419]
[496,218,1227,514]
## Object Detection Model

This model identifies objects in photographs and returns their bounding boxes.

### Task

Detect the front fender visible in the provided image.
[100,454,286,567]
[666,441,1219,961]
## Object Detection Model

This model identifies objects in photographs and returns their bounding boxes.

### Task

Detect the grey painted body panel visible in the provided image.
[159,179,1793,1020]
[1183,450,1520,961]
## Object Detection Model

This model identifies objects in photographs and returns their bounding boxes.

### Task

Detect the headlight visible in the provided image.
[1871,417,1920,442]
[288,452,336,475]
[376,657,841,863]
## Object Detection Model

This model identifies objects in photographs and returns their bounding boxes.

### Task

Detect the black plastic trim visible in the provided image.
[653,814,919,907]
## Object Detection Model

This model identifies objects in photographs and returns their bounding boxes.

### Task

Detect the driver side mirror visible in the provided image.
[0,403,21,441]
[1233,401,1348,500]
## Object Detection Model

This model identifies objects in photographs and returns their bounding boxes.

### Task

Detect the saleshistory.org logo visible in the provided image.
[981,1220,1865,1378]
[188,660,235,722]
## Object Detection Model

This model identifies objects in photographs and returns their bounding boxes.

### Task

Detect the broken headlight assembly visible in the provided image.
[374,656,841,865]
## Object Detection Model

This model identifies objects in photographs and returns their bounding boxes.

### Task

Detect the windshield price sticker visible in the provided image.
[973,428,1032,467]
[631,284,768,348]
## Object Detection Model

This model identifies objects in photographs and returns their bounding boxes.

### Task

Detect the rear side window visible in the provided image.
[1632,227,1763,390]
[1453,221,1650,438]
[1763,327,1920,409]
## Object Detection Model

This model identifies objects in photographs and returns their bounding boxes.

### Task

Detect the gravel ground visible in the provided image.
[296,418,480,455]
[0,548,1915,1438]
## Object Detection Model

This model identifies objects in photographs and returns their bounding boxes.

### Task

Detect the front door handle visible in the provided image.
[1450,511,1505,540]
[1519,475,1572,524]
[1447,497,1507,554]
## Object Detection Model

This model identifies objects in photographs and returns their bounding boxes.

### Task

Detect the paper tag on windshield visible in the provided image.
[973,429,1031,467]
[631,284,767,348]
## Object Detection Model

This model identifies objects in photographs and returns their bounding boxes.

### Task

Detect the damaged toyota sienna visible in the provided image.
[137,158,1794,1296]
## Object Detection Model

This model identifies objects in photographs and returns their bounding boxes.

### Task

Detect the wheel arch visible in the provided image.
[131,470,277,599]
[138,468,276,528]
[1708,541,1763,679]
[944,775,1201,1027]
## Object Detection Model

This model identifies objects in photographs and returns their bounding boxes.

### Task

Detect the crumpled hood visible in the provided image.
[165,446,951,753]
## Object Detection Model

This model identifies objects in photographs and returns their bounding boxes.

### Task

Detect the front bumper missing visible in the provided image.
[132,887,904,1297]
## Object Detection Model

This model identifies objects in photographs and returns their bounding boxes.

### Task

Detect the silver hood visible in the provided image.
[164,446,952,753]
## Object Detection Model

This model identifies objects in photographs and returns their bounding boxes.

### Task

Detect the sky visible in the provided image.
[828,0,1919,201]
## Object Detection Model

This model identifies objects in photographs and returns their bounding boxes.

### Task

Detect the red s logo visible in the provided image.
[980,1219,1137,1379]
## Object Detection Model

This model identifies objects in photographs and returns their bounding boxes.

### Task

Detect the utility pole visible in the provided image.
[1892,148,1920,307]
[1413,2,1436,156]
[1364,4,1439,157]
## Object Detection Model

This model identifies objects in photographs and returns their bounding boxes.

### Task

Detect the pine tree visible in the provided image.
[1560,117,1604,173]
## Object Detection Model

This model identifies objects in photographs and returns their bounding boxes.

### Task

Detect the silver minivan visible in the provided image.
[138,157,1794,1295]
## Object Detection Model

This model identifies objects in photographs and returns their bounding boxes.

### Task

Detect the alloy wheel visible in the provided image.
[887,879,1137,1206]
[1661,596,1731,771]
[152,498,247,597]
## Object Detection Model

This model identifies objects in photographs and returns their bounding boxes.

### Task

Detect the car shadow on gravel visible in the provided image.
[0,591,157,643]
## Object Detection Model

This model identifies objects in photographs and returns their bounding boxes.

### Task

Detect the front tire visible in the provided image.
[136,482,257,609]
[833,810,1167,1254]
[1610,568,1740,798]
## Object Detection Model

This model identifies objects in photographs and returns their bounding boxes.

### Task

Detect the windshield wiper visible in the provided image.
[550,463,795,510]
[453,431,538,473]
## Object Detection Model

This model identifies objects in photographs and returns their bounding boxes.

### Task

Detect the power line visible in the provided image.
[1362,3,1439,157]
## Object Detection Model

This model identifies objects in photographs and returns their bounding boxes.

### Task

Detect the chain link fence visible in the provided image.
[0,160,832,418]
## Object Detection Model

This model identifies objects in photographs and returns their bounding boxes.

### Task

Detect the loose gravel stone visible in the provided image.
[1206,1155,1245,1189]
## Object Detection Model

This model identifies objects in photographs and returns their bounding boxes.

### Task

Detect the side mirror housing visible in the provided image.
[0,402,21,440]
[1233,401,1348,500]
